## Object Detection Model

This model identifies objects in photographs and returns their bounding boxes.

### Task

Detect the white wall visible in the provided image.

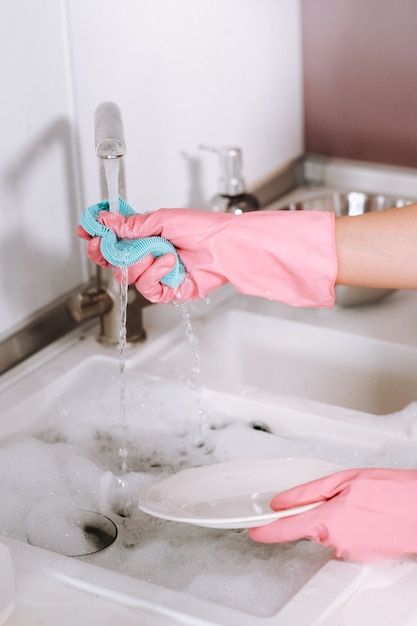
[0,0,87,337]
[0,0,303,338]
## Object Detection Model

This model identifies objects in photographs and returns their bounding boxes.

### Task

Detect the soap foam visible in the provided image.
[2,360,417,617]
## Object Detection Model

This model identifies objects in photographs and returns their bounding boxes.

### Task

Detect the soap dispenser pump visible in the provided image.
[200,145,260,214]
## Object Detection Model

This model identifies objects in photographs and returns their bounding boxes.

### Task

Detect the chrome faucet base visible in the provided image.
[96,266,147,346]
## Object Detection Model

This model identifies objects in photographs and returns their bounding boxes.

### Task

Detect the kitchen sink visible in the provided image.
[139,308,417,416]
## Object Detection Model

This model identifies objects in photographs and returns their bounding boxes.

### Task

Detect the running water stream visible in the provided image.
[117,266,129,473]
[103,158,129,476]
[104,158,120,215]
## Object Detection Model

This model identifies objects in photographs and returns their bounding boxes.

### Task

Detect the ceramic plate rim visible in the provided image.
[138,457,343,529]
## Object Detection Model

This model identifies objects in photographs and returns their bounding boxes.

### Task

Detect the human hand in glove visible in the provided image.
[249,468,417,563]
[78,208,336,306]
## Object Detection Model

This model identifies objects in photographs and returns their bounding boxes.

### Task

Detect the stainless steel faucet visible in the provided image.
[67,103,147,345]
[95,102,127,159]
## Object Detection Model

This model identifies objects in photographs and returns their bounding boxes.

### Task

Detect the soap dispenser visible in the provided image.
[200,145,260,214]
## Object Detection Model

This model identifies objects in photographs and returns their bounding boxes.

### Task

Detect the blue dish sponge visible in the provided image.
[80,197,185,289]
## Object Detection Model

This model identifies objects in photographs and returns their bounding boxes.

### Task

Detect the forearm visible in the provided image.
[335,204,417,289]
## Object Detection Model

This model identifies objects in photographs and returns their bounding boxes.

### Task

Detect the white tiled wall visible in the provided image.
[0,0,303,338]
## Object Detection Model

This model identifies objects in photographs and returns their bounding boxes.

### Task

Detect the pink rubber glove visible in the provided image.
[79,208,336,306]
[249,468,417,563]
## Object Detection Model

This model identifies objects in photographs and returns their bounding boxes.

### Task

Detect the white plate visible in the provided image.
[138,457,344,529]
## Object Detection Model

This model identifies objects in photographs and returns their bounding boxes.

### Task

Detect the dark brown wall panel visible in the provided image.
[302,0,417,167]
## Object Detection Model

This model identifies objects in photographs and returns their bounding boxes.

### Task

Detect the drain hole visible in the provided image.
[250,421,272,434]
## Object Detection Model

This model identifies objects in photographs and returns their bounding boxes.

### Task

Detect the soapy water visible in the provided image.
[0,365,330,617]
[2,361,417,617]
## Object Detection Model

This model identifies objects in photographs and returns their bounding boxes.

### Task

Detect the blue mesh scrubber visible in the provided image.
[80,197,185,289]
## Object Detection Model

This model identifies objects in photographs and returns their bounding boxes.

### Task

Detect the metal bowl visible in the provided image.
[281,191,413,306]
[283,191,411,215]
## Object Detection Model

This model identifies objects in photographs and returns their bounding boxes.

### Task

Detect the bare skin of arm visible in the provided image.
[335,204,417,289]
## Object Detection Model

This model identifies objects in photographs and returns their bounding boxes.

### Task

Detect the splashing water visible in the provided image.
[178,302,201,375]
[175,302,211,444]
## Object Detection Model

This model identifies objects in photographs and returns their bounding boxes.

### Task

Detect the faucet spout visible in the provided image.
[95,102,127,159]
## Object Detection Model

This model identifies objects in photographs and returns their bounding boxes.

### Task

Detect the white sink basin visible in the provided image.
[2,293,417,624]
[0,350,361,623]
[2,332,416,624]
[143,308,417,416]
